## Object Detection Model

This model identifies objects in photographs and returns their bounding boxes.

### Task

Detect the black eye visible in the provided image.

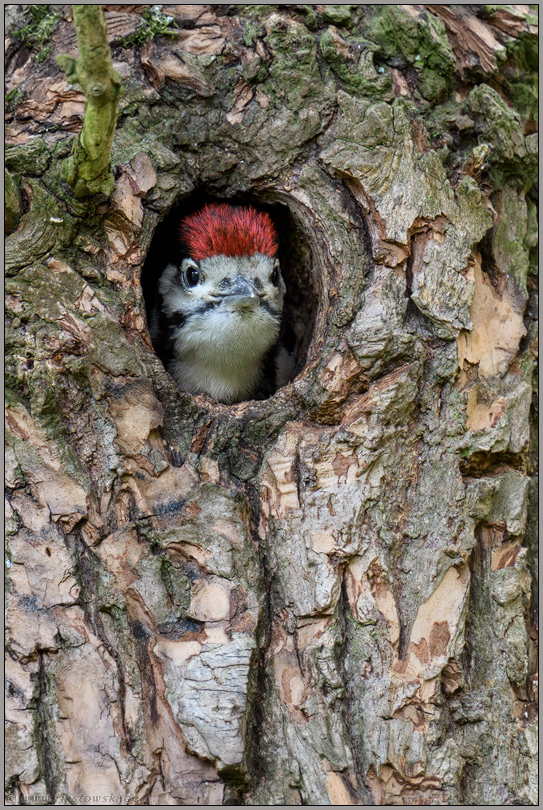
[186,266,200,287]
[270,266,280,286]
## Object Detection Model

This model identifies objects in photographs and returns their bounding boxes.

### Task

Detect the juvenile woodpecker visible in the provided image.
[152,203,294,404]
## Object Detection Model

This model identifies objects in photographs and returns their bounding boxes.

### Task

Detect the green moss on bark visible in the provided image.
[12,4,61,63]
[368,5,455,102]
[5,170,23,235]
[5,139,50,177]
[319,27,393,99]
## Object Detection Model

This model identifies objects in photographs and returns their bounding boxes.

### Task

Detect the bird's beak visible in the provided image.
[217,274,259,309]
[224,275,257,298]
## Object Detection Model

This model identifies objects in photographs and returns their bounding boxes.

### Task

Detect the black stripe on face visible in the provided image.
[189,301,221,318]
[260,301,281,320]
[166,311,187,329]
[167,302,219,331]
[170,299,280,330]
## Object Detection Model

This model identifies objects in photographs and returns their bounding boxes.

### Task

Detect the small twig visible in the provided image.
[57,5,121,198]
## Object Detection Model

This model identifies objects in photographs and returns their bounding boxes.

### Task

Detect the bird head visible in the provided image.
[158,203,286,348]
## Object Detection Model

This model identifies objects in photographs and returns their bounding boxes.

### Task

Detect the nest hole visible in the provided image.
[141,190,317,400]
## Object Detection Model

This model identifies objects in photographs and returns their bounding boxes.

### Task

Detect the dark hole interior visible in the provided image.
[141,190,317,399]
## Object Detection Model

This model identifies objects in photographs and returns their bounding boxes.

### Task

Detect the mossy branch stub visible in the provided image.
[57,5,121,198]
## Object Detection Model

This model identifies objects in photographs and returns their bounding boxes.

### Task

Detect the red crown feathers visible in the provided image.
[180,203,278,261]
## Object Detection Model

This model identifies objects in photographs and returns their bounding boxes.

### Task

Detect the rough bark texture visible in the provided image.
[5,4,538,806]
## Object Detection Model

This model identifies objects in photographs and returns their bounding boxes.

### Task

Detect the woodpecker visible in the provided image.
[151,203,295,404]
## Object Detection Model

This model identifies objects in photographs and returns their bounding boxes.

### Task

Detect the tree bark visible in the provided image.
[5,4,538,806]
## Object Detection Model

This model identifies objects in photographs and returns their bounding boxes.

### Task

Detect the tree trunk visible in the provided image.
[5,4,538,806]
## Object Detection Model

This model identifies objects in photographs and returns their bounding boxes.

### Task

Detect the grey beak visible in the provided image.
[223,275,257,298]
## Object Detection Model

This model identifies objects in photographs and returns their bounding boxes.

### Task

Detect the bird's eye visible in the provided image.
[186,266,200,287]
[270,266,280,286]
